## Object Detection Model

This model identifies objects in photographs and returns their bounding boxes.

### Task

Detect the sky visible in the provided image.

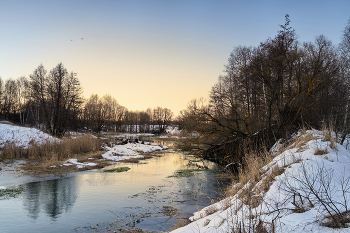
[1,0,350,115]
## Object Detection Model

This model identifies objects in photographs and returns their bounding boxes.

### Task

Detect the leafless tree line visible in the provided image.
[0,63,83,136]
[0,63,174,136]
[178,15,350,168]
[83,94,173,133]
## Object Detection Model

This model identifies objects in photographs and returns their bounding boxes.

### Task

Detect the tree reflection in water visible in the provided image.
[21,177,78,220]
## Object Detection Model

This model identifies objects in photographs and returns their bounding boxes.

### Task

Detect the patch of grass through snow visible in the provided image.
[103,167,130,173]
[0,188,23,198]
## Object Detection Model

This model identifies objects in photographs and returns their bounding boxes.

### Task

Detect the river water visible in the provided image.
[0,145,230,233]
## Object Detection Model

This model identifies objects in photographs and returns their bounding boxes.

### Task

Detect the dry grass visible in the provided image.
[221,197,233,211]
[322,211,350,228]
[290,132,317,152]
[0,134,169,175]
[263,166,286,189]
[255,219,269,233]
[322,126,338,151]
[238,150,272,188]
[168,217,191,231]
[1,143,23,160]
[204,205,219,216]
[0,134,108,175]
[222,149,274,209]
[224,147,292,210]
[322,124,334,141]
[0,134,100,161]
[221,130,316,214]
[315,148,328,155]
[21,151,110,176]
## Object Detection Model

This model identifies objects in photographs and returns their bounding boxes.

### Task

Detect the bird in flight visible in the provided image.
[81,38,84,41]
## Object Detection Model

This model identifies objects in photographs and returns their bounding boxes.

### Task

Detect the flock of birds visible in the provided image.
[70,38,84,41]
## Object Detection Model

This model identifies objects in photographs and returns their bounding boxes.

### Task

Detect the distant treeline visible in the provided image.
[177,15,350,168]
[0,63,173,136]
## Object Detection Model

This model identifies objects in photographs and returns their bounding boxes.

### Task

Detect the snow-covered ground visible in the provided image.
[101,142,168,161]
[0,122,168,170]
[0,121,60,148]
[61,159,97,168]
[172,129,350,233]
[165,126,182,135]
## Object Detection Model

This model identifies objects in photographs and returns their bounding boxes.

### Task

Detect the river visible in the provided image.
[0,142,231,233]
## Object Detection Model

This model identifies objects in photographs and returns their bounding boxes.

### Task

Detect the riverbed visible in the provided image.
[0,144,231,233]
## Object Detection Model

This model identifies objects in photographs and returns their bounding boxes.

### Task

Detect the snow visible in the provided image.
[171,130,350,233]
[111,133,155,138]
[165,126,182,135]
[0,122,60,149]
[0,122,169,185]
[101,142,167,161]
[62,159,97,169]
[159,135,185,139]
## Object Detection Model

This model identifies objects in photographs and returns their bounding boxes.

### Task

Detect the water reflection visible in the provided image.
[0,149,230,233]
[21,177,77,220]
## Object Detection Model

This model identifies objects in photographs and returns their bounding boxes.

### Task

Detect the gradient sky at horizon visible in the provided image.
[1,0,350,115]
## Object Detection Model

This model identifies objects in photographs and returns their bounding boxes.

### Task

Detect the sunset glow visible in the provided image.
[1,0,349,114]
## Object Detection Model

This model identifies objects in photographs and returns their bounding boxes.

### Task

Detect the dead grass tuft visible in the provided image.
[323,124,334,142]
[0,134,100,161]
[237,149,272,188]
[204,205,219,216]
[0,134,106,175]
[329,140,336,150]
[315,148,328,155]
[259,166,286,194]
[322,125,338,151]
[1,143,23,160]
[289,132,317,152]
[203,219,211,226]
[322,211,350,228]
[221,197,233,211]
[21,151,109,176]
[169,217,191,231]
[225,149,275,208]
[255,219,269,233]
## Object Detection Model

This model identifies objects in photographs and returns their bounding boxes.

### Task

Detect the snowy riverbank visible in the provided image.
[0,122,169,184]
[172,130,350,233]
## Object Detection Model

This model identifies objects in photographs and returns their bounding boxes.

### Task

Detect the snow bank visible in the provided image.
[102,142,168,161]
[0,122,60,149]
[62,159,97,169]
[165,126,182,135]
[171,130,350,233]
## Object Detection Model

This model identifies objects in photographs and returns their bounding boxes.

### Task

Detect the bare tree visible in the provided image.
[84,94,103,131]
[185,15,348,171]
[3,78,18,119]
[339,18,350,143]
[29,64,50,129]
[0,77,3,115]
[16,76,29,125]
[83,94,127,132]
[28,63,83,136]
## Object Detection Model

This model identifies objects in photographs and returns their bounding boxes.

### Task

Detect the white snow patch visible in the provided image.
[171,130,350,233]
[62,159,97,169]
[102,142,166,161]
[165,126,182,135]
[0,123,60,149]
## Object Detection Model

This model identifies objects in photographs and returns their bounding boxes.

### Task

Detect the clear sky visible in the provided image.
[1,0,349,115]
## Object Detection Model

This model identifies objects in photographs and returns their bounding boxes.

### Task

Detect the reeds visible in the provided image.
[0,134,100,161]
